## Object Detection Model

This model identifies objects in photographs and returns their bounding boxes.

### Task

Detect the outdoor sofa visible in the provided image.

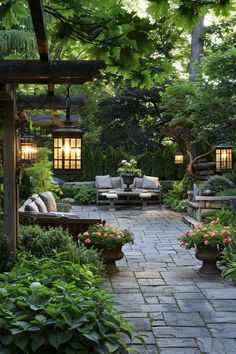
[19,191,104,239]
[95,175,161,208]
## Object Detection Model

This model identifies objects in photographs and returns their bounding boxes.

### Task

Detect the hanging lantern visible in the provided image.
[175,152,184,164]
[53,126,83,172]
[53,96,83,173]
[215,143,232,171]
[20,136,37,162]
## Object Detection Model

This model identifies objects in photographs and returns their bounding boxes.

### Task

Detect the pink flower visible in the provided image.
[204,240,209,245]
[84,238,92,245]
[83,231,89,236]
[96,232,102,236]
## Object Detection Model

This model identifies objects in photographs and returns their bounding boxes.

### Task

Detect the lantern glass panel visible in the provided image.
[175,154,184,164]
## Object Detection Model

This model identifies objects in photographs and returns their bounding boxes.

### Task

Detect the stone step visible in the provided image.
[182,214,199,228]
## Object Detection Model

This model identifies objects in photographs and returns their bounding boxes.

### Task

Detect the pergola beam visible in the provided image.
[16,95,87,109]
[0,60,106,84]
[0,84,15,101]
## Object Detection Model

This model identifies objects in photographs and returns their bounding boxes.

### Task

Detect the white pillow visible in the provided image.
[96,175,112,189]
[142,175,160,189]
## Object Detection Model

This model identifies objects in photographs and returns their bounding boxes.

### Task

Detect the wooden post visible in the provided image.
[3,88,18,258]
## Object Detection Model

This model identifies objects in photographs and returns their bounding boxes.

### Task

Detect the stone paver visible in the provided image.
[72,205,236,353]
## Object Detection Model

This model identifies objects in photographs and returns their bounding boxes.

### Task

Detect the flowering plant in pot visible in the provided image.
[117,159,142,176]
[178,221,236,273]
[117,159,141,191]
[78,223,134,273]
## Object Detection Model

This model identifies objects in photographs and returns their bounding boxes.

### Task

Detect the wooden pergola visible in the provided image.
[0,0,105,256]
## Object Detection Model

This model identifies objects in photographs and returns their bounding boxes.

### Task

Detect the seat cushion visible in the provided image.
[134,177,143,189]
[34,197,48,213]
[39,191,57,212]
[142,175,160,189]
[96,175,112,189]
[24,201,39,212]
[110,177,122,188]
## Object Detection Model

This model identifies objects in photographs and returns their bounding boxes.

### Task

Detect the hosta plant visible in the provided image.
[0,253,142,353]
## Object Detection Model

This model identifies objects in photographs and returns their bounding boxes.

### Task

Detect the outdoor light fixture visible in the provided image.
[215,143,232,171]
[53,96,83,173]
[175,152,184,164]
[20,136,37,162]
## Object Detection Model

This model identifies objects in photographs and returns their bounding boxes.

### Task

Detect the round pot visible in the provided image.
[195,243,222,274]
[95,245,124,274]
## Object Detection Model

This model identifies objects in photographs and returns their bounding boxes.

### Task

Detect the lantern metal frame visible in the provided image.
[53,96,83,174]
[215,143,233,171]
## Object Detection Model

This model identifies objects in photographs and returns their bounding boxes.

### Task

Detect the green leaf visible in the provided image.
[0,335,13,345]
[15,335,28,351]
[105,341,118,352]
[147,0,169,20]
[31,337,45,352]
[47,332,72,349]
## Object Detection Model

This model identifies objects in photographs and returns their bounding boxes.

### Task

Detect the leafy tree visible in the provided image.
[24,147,60,195]
[104,145,118,176]
[152,147,165,179]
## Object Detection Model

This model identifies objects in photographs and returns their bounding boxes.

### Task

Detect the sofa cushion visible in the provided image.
[39,191,57,212]
[142,175,160,189]
[96,175,112,189]
[34,197,48,213]
[134,177,143,189]
[25,201,39,212]
[110,177,122,188]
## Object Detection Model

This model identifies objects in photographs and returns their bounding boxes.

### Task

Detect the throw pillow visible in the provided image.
[34,197,48,213]
[25,201,39,213]
[134,177,143,189]
[39,191,58,212]
[110,177,122,188]
[95,175,112,189]
[142,175,160,189]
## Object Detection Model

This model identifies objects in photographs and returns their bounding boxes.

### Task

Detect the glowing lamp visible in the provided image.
[175,152,184,164]
[215,143,232,171]
[20,136,37,162]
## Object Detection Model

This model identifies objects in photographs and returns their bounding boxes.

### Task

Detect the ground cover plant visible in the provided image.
[202,175,233,194]
[18,225,105,275]
[0,253,142,353]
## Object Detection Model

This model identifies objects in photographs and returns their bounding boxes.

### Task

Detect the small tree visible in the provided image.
[25,147,60,195]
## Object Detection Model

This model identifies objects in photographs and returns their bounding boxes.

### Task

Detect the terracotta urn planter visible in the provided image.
[195,243,222,274]
[95,245,124,274]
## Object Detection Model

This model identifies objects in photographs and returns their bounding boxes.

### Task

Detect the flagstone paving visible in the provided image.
[72,205,236,354]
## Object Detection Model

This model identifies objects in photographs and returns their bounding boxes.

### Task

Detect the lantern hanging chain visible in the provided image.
[65,85,72,124]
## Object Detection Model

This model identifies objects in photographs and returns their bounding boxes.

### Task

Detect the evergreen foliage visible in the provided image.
[152,147,165,179]
[92,145,104,176]
[0,233,12,272]
[232,162,236,185]
[163,144,176,180]
[104,145,118,176]
[82,144,94,181]
[139,149,153,176]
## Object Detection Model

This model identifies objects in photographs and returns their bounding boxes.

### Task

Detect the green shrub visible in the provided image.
[163,144,175,180]
[163,181,185,210]
[82,144,94,180]
[0,234,13,272]
[152,147,164,179]
[207,209,236,226]
[216,188,236,196]
[0,253,139,353]
[93,145,104,176]
[175,199,188,213]
[203,175,233,193]
[74,185,96,205]
[61,186,79,199]
[18,225,104,274]
[232,162,236,185]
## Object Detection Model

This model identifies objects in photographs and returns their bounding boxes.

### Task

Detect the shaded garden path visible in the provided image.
[72,205,236,354]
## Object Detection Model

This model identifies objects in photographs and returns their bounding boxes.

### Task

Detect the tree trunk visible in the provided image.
[189,17,204,81]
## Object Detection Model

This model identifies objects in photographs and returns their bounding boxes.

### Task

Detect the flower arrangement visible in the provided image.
[178,221,235,250]
[117,159,142,176]
[78,223,134,250]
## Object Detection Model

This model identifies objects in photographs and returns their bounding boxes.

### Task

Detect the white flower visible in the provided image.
[30,281,42,289]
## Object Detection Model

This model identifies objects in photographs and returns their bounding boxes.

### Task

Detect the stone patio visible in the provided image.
[72,205,236,354]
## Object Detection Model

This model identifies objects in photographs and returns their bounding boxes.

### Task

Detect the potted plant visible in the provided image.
[178,221,236,274]
[117,159,142,191]
[78,223,134,273]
